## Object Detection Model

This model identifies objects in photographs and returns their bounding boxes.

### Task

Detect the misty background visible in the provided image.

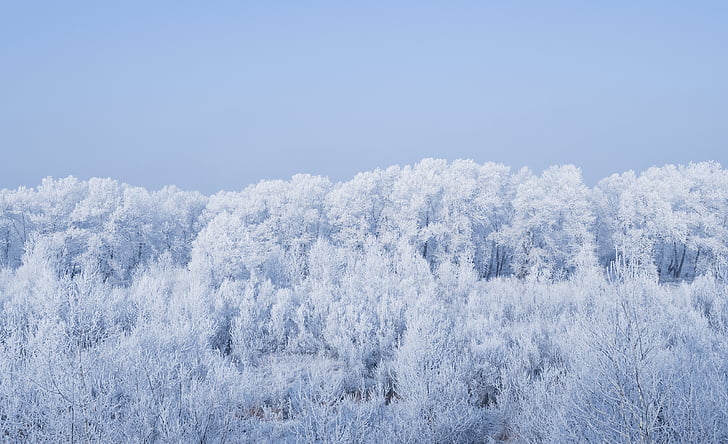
[2,1,727,193]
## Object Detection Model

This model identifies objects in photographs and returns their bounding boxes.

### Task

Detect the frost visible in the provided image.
[0,159,727,442]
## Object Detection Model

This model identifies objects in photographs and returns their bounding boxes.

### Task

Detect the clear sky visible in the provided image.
[2,1,727,194]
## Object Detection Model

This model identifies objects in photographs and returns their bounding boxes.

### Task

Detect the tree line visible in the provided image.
[2,159,726,285]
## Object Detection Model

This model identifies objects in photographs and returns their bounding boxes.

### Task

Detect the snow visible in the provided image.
[0,159,726,442]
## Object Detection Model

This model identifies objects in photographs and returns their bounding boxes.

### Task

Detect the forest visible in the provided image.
[1,159,727,442]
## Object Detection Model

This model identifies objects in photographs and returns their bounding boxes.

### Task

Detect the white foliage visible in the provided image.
[0,160,727,442]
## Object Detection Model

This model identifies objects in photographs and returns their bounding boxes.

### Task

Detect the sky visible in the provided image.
[1,1,727,194]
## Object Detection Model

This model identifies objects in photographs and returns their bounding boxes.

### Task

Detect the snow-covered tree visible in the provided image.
[497,165,596,280]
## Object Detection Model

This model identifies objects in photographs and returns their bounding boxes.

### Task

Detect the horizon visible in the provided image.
[2,158,724,195]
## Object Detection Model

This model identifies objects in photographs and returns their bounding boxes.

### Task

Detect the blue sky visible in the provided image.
[2,1,727,193]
